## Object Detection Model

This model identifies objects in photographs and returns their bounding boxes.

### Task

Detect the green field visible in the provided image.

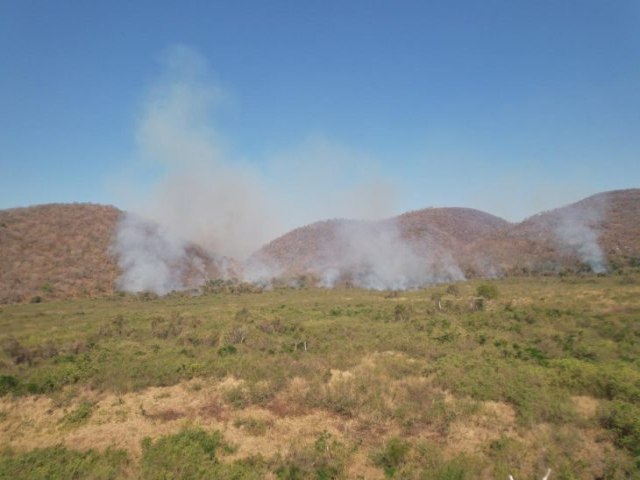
[1,275,639,479]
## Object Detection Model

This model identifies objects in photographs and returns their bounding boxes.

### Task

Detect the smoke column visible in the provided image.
[553,198,607,273]
[112,45,402,293]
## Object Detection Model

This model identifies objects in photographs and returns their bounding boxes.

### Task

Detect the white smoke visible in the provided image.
[553,198,607,273]
[314,219,464,290]
[110,213,200,294]
[111,45,401,293]
[131,46,280,260]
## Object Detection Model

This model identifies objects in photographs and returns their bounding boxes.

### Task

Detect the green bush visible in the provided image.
[276,431,348,480]
[373,437,410,477]
[600,400,640,456]
[61,401,94,426]
[218,345,238,356]
[0,375,18,396]
[476,284,499,300]
[140,428,261,479]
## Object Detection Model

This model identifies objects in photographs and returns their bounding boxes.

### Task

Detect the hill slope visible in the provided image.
[0,204,121,303]
[1,189,638,300]
[463,189,640,275]
[248,208,511,287]
[0,204,224,302]
[250,189,640,283]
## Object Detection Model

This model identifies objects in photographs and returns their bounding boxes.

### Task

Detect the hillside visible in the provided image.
[249,208,510,285]
[1,189,638,301]
[463,189,640,275]
[0,204,223,303]
[0,204,122,303]
[250,189,640,283]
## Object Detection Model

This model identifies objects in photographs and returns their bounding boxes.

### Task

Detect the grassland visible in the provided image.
[1,274,639,479]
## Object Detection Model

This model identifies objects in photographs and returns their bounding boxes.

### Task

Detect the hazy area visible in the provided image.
[109,47,613,294]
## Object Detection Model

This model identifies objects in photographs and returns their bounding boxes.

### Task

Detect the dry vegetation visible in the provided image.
[0,203,122,303]
[0,203,225,304]
[463,189,640,276]
[1,189,639,303]
[1,274,639,478]
[251,189,640,280]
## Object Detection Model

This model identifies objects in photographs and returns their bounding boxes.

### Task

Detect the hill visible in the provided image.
[1,189,638,301]
[250,189,640,284]
[463,189,640,275]
[249,208,510,287]
[0,204,121,303]
[0,204,224,303]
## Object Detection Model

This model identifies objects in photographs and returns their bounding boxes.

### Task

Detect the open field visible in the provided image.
[1,274,639,479]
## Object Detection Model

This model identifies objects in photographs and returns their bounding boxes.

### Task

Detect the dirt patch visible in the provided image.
[447,400,517,453]
[347,449,385,479]
[571,395,599,419]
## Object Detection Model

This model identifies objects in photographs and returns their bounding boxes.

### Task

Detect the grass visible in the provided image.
[0,445,129,480]
[60,400,94,426]
[0,274,639,478]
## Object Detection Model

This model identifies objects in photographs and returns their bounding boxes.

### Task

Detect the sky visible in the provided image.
[1,0,639,225]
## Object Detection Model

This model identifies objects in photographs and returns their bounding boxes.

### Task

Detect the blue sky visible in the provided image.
[1,0,639,222]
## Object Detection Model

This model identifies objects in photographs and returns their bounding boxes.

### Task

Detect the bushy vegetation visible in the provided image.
[140,428,262,479]
[475,283,499,299]
[0,446,128,480]
[0,274,639,477]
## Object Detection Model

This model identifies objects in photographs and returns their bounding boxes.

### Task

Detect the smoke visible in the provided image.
[553,198,608,273]
[109,45,612,294]
[246,218,465,290]
[110,213,205,295]
[131,46,280,260]
[315,219,465,289]
[112,45,403,293]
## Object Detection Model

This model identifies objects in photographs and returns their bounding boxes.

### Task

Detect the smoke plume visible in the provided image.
[553,198,608,273]
[111,213,202,295]
[112,45,405,293]
[315,219,465,289]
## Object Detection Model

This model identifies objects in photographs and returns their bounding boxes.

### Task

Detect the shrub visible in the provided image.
[1,337,34,365]
[61,401,95,426]
[394,304,411,322]
[150,314,183,339]
[373,437,410,477]
[98,315,134,338]
[599,400,640,456]
[0,375,19,396]
[446,284,460,296]
[218,345,237,357]
[140,428,260,479]
[476,284,499,300]
[235,308,250,322]
[233,417,271,436]
[276,431,348,480]
[225,326,247,345]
